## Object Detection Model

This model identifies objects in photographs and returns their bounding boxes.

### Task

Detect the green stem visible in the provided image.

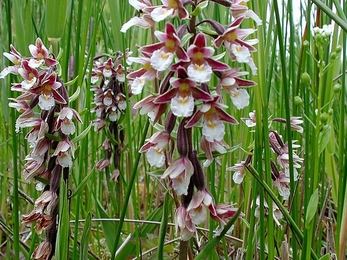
[110,119,150,260]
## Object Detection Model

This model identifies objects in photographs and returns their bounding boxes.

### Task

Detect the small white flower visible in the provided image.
[131,77,146,95]
[203,120,225,142]
[171,95,194,117]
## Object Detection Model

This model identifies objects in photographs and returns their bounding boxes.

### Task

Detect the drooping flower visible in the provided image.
[161,156,194,195]
[151,0,189,22]
[175,206,196,241]
[229,161,247,184]
[56,107,82,135]
[241,110,256,127]
[120,0,155,32]
[140,131,171,167]
[187,189,214,224]
[230,0,262,26]
[0,44,23,78]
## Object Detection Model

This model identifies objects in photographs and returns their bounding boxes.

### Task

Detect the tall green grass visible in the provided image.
[0,0,346,259]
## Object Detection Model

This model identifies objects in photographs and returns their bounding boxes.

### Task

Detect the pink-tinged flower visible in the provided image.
[140,131,171,167]
[95,159,110,171]
[23,155,46,181]
[241,110,256,127]
[154,67,213,117]
[133,95,167,124]
[175,206,196,241]
[52,140,75,168]
[12,60,39,91]
[31,241,52,260]
[162,157,194,195]
[15,113,41,133]
[230,0,262,26]
[22,209,54,234]
[25,120,49,148]
[30,72,66,110]
[28,38,58,68]
[218,68,255,109]
[92,118,106,131]
[230,44,258,74]
[34,191,57,213]
[130,77,146,94]
[290,117,304,133]
[254,197,283,226]
[214,17,258,53]
[115,64,125,82]
[140,23,189,63]
[187,190,214,224]
[121,0,155,32]
[210,204,239,225]
[56,107,82,135]
[151,0,189,22]
[186,96,238,142]
[200,135,228,165]
[273,171,290,200]
[127,52,158,81]
[182,33,229,83]
[229,161,246,184]
[0,44,23,78]
[116,93,127,110]
[272,117,304,133]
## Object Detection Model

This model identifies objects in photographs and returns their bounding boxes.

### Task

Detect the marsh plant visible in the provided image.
[1,0,347,260]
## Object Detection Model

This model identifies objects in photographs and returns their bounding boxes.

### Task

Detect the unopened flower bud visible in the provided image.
[336,45,342,53]
[303,40,309,47]
[320,112,329,124]
[190,150,205,190]
[177,120,188,157]
[333,83,341,93]
[328,108,333,115]
[294,96,303,106]
[165,111,176,134]
[330,52,337,60]
[301,72,311,84]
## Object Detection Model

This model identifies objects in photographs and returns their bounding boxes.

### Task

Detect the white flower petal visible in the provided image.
[187,63,212,83]
[171,95,194,117]
[150,50,174,71]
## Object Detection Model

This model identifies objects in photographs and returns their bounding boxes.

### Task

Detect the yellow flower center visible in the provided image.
[225,32,238,42]
[168,0,178,9]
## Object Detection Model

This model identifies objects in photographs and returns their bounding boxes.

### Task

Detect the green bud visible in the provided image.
[333,83,341,93]
[301,72,311,84]
[294,96,303,106]
[336,45,342,53]
[320,112,329,123]
[303,40,309,47]
[330,52,337,60]
[328,108,333,116]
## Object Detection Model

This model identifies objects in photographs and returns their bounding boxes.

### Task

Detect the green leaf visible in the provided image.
[65,76,79,86]
[191,0,209,16]
[318,254,331,260]
[318,125,331,155]
[305,189,319,229]
[71,167,95,198]
[79,213,92,260]
[157,193,170,260]
[71,122,93,143]
[195,206,243,260]
[45,0,68,40]
[96,200,117,253]
[55,180,69,260]
[68,86,81,103]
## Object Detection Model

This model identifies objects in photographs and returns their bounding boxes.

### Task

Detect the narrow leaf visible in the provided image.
[305,189,319,229]
[79,213,92,260]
